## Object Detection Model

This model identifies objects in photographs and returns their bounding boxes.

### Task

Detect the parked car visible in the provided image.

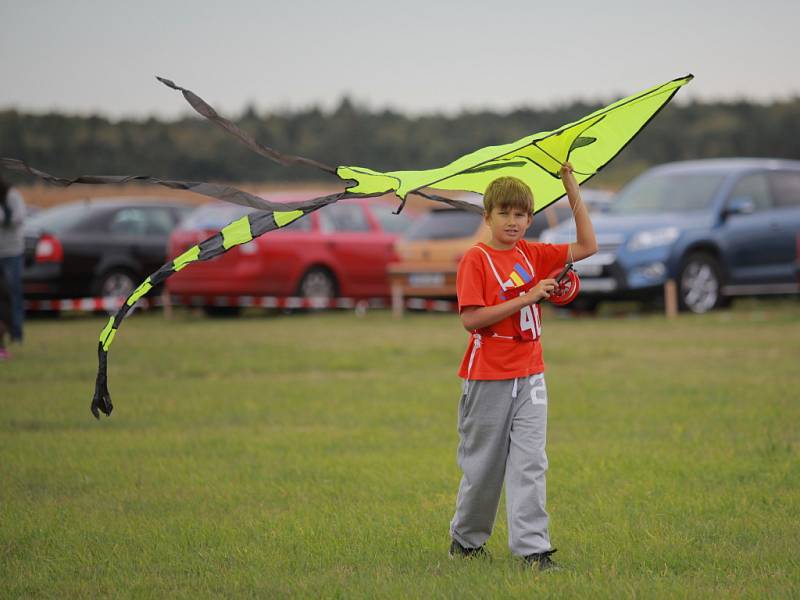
[23,198,193,299]
[166,194,416,306]
[581,188,615,213]
[540,159,800,312]
[390,190,611,297]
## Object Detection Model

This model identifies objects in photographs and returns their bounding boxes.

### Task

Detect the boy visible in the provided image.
[449,163,597,570]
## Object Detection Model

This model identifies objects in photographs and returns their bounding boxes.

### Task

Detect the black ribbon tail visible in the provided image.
[91,343,113,419]
[156,76,337,176]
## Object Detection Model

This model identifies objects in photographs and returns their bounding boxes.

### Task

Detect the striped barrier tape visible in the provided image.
[25,297,139,312]
[24,295,458,313]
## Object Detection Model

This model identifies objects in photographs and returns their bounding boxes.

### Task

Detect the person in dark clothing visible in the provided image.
[0,176,26,344]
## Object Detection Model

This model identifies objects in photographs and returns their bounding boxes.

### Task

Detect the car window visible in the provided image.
[581,189,614,212]
[727,173,773,212]
[173,205,195,223]
[318,204,370,233]
[140,207,176,235]
[24,202,93,233]
[610,171,725,215]
[405,210,483,240]
[525,216,552,240]
[109,208,149,235]
[526,202,570,239]
[770,171,800,208]
[369,203,413,234]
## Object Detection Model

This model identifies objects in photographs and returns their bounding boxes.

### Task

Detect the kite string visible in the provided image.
[561,161,578,269]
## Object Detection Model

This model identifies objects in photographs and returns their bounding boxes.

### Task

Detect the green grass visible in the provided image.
[2,301,800,598]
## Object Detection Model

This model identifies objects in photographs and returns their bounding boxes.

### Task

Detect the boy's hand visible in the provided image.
[560,162,578,187]
[523,278,557,304]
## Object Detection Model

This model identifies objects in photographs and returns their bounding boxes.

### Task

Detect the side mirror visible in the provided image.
[724,196,755,218]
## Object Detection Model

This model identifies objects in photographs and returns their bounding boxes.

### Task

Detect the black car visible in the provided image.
[24,198,194,299]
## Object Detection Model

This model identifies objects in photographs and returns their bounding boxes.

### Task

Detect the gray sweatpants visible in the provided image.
[449,374,551,556]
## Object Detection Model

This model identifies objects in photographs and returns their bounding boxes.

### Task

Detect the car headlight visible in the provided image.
[627,227,679,251]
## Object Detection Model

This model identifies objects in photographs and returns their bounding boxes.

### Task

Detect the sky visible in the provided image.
[1,0,798,120]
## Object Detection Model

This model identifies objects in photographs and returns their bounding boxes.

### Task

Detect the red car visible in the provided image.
[167,193,416,304]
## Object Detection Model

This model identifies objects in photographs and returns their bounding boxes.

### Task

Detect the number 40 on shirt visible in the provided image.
[518,297,542,341]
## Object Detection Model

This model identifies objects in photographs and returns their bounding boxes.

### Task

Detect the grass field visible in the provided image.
[2,302,799,598]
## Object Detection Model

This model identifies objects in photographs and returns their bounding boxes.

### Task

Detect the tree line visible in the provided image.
[2,97,799,190]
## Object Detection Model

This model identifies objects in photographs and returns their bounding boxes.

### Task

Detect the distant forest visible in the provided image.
[2,97,799,190]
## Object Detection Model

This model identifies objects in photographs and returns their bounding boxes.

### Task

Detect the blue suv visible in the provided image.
[540,159,800,312]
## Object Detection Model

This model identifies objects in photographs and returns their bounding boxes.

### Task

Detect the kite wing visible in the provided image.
[337,74,693,212]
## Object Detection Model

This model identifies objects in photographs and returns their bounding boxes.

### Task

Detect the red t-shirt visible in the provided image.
[457,241,569,380]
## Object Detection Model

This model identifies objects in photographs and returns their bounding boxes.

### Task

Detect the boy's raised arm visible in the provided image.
[561,163,598,262]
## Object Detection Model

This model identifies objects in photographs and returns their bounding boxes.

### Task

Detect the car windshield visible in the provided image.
[608,171,726,215]
[25,202,94,233]
[369,203,414,234]
[404,210,482,240]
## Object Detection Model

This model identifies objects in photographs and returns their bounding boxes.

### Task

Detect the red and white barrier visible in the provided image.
[25,295,457,313]
[25,297,135,312]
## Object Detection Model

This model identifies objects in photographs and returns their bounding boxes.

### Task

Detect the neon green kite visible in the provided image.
[0,74,693,418]
[338,75,693,211]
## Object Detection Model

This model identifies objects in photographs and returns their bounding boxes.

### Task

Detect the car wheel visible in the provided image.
[94,269,137,299]
[298,267,337,298]
[678,253,724,314]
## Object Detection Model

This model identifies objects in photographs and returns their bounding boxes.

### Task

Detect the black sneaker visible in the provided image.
[449,539,490,560]
[524,549,559,571]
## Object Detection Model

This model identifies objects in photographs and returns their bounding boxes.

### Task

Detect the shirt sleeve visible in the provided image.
[527,242,570,278]
[456,250,486,312]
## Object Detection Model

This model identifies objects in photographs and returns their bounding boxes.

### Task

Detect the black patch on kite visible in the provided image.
[464,160,528,174]
[570,136,597,152]
[198,234,225,261]
[150,264,176,286]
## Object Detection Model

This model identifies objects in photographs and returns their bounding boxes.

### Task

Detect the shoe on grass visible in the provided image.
[524,549,559,571]
[0,348,10,360]
[449,539,489,560]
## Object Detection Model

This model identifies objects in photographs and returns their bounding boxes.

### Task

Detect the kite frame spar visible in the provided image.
[0,73,692,418]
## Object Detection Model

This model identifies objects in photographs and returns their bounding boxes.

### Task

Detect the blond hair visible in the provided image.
[483,176,534,215]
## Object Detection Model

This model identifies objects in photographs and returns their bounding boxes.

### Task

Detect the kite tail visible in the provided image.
[93,328,112,418]
[156,76,337,176]
[0,157,344,213]
[89,193,349,418]
[92,256,186,418]
[155,77,470,213]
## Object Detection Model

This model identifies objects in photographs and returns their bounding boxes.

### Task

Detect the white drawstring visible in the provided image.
[474,245,509,290]
[515,247,536,278]
[463,334,482,395]
[511,377,518,399]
